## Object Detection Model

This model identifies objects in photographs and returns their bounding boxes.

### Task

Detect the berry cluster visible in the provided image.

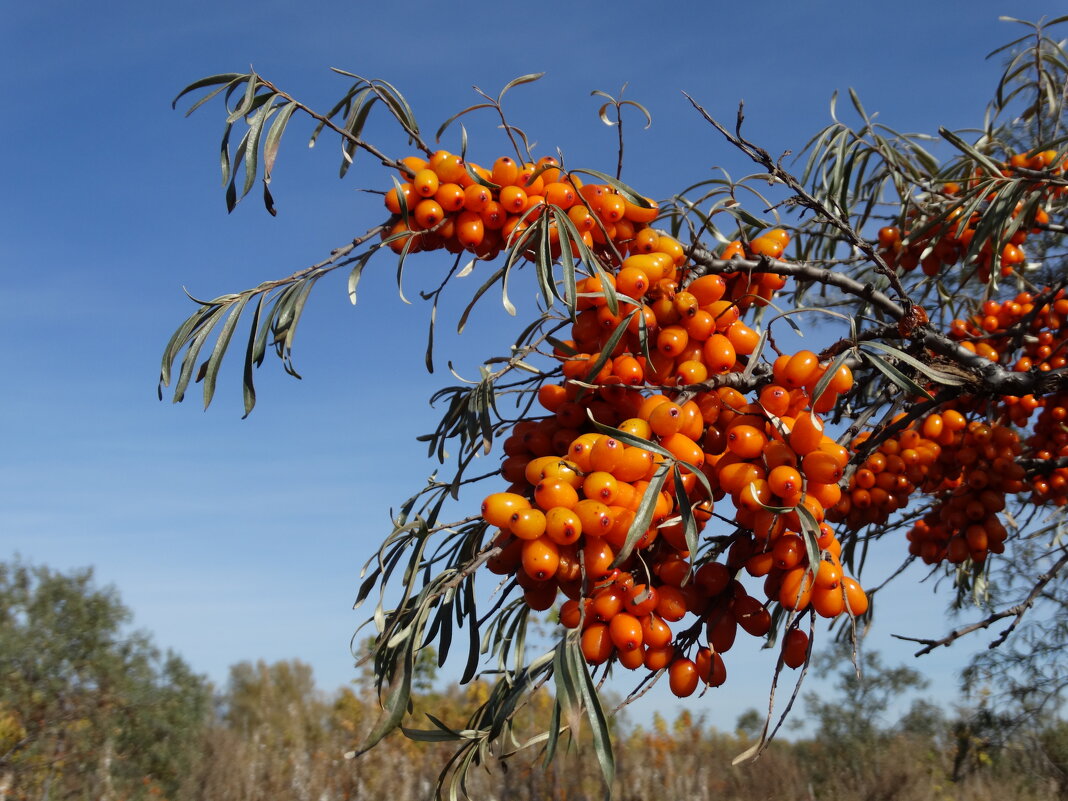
[830,409,1023,565]
[904,417,1021,565]
[479,233,868,692]
[875,149,1067,283]
[382,151,658,260]
[1025,396,1068,506]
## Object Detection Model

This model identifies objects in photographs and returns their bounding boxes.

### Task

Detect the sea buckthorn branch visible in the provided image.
[683,94,912,306]
[688,249,903,318]
[689,247,1068,399]
[158,224,388,414]
[166,30,1068,792]
[1018,454,1068,476]
[892,546,1068,656]
[258,72,432,164]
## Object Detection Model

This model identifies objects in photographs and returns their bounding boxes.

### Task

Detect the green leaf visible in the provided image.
[172,73,247,111]
[219,122,234,188]
[280,274,322,370]
[673,464,700,557]
[857,341,969,386]
[498,72,545,104]
[347,252,372,305]
[371,78,421,138]
[809,349,854,408]
[939,128,1004,177]
[582,312,635,384]
[200,295,249,410]
[173,308,224,404]
[794,504,824,579]
[309,82,365,148]
[566,640,615,798]
[434,102,495,143]
[359,640,414,755]
[226,74,260,124]
[242,94,274,200]
[620,99,652,128]
[862,350,934,401]
[612,460,669,566]
[401,726,464,743]
[338,89,375,178]
[241,294,267,418]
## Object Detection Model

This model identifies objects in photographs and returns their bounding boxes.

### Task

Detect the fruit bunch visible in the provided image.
[904,416,1022,564]
[1025,395,1068,506]
[949,291,1068,431]
[949,290,1068,365]
[478,232,869,692]
[382,151,659,260]
[819,286,1068,565]
[830,407,1024,565]
[876,149,1067,282]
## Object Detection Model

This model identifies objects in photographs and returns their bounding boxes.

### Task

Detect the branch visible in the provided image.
[690,248,903,318]
[684,93,911,304]
[257,76,422,173]
[689,249,1068,398]
[1019,455,1068,476]
[892,547,1068,656]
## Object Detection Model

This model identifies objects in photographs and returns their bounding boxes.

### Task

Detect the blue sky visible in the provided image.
[2,1,1059,732]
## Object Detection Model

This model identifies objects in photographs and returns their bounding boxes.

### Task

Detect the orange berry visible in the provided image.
[499,185,528,213]
[702,333,737,374]
[669,658,700,697]
[509,507,547,540]
[648,402,685,437]
[583,540,616,580]
[801,450,843,484]
[660,432,704,467]
[733,594,771,636]
[623,196,659,224]
[481,492,531,529]
[384,182,418,214]
[779,567,815,610]
[573,499,612,538]
[413,198,444,229]
[608,612,643,652]
[534,477,580,510]
[811,584,846,618]
[782,628,809,668]
[411,168,439,198]
[455,210,485,248]
[726,321,760,355]
[657,325,690,358]
[781,351,820,388]
[789,411,824,455]
[768,465,803,497]
[544,506,583,545]
[726,424,768,460]
[581,624,614,665]
[544,181,578,209]
[521,537,559,580]
[842,577,868,616]
[641,614,673,649]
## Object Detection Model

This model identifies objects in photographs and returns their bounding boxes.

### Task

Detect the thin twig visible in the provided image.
[892,547,1068,656]
[258,77,421,171]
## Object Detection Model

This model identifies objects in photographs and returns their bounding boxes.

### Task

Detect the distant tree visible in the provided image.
[0,560,211,800]
[804,645,931,745]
